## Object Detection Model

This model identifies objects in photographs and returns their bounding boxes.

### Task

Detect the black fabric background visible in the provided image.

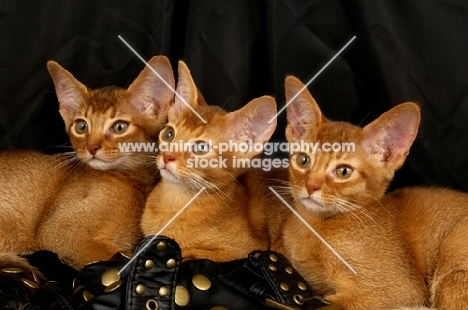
[1,0,467,191]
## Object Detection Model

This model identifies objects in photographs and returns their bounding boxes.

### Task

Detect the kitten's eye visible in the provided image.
[336,166,354,179]
[75,120,88,134]
[193,141,210,155]
[296,153,310,169]
[161,126,175,141]
[112,122,128,134]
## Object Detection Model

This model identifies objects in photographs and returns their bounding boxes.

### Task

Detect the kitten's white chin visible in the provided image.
[300,197,330,214]
[86,158,118,170]
[160,168,181,184]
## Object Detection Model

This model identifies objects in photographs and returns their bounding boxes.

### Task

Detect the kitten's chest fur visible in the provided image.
[283,205,399,295]
[142,171,269,262]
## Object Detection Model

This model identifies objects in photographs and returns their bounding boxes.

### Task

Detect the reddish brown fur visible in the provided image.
[274,76,428,309]
[276,76,468,309]
[0,56,174,270]
[141,61,278,261]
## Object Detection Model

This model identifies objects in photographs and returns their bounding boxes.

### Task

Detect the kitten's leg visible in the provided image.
[58,239,123,270]
[431,215,468,310]
[0,253,38,272]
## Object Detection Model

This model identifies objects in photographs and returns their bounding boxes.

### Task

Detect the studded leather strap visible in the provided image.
[254,251,342,309]
[126,236,180,310]
[71,236,342,310]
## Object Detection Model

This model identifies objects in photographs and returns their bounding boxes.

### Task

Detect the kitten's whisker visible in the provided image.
[363,192,392,217]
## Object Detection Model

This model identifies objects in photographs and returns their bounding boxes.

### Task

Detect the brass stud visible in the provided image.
[159,286,169,297]
[83,290,94,302]
[146,299,159,310]
[285,267,293,274]
[157,241,167,252]
[31,270,41,285]
[136,284,146,296]
[268,264,277,271]
[175,285,190,306]
[192,274,211,291]
[20,278,40,289]
[104,280,124,293]
[102,268,120,287]
[293,294,304,305]
[297,281,307,291]
[145,259,155,270]
[269,253,278,262]
[1,267,23,274]
[119,250,133,259]
[166,258,176,269]
[280,282,289,291]
[211,307,228,310]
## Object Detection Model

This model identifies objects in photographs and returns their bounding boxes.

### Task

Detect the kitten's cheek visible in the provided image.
[156,157,165,170]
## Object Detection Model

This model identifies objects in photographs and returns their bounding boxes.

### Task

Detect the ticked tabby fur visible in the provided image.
[141,61,277,262]
[278,76,468,309]
[0,56,174,270]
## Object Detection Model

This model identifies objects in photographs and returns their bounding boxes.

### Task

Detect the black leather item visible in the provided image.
[71,236,343,310]
[0,259,74,310]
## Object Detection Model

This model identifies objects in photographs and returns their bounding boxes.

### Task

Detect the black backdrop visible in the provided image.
[1,0,467,191]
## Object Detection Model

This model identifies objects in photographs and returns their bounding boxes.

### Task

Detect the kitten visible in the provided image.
[276,76,427,309]
[0,56,174,270]
[141,61,277,261]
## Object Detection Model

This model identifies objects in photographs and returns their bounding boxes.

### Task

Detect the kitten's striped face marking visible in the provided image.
[285,75,420,216]
[288,124,368,215]
[67,88,159,170]
[156,61,277,189]
[47,56,175,171]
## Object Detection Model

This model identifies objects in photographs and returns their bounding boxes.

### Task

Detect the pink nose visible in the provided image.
[163,154,176,165]
[306,183,321,195]
[87,143,101,156]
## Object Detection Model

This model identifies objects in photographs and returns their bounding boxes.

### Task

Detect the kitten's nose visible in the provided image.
[163,154,176,165]
[306,183,320,195]
[87,143,101,156]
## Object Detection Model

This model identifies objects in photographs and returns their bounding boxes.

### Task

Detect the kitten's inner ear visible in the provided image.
[225,96,277,154]
[363,102,421,169]
[285,76,325,142]
[127,55,175,119]
[47,61,88,127]
[169,61,202,120]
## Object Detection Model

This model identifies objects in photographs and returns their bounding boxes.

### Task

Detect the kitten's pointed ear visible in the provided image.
[47,61,88,126]
[169,61,202,119]
[225,96,277,154]
[363,102,420,170]
[285,76,325,142]
[127,55,175,119]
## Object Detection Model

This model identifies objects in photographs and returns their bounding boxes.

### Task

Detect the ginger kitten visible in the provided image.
[141,61,277,261]
[281,76,468,309]
[277,76,427,309]
[0,56,174,270]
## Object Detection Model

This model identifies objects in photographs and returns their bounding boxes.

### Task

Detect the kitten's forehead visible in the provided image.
[85,87,126,116]
[303,121,361,143]
[170,105,227,140]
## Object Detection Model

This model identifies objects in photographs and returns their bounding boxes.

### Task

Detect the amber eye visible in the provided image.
[295,153,310,169]
[161,126,175,141]
[75,120,88,134]
[336,166,354,179]
[112,122,128,134]
[193,141,210,155]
